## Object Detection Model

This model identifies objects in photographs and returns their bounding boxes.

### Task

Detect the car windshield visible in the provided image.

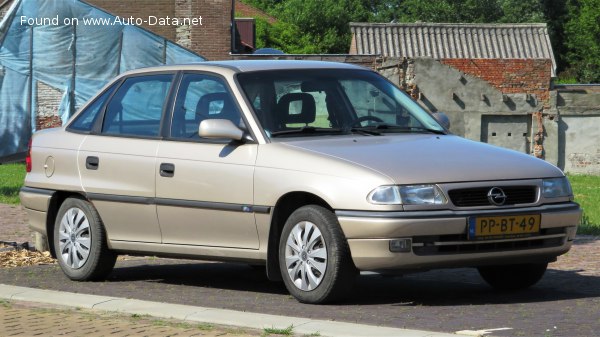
[236,68,445,139]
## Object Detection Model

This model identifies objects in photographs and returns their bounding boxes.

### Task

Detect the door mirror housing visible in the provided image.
[432,112,450,130]
[199,119,244,141]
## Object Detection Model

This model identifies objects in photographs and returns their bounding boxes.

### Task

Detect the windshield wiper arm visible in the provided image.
[365,124,446,135]
[348,127,382,136]
[399,126,446,135]
[270,126,344,137]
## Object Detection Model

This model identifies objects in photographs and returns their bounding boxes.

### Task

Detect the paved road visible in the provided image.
[1,237,599,337]
[1,204,599,337]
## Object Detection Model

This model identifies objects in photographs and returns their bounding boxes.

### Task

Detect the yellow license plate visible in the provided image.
[468,214,541,240]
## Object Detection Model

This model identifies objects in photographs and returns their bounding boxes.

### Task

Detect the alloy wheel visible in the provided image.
[284,221,328,291]
[58,207,91,269]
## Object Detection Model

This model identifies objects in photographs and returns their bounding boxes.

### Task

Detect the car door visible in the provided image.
[155,72,259,249]
[78,73,175,243]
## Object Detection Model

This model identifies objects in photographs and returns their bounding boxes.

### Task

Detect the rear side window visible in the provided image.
[102,74,173,137]
[68,84,117,132]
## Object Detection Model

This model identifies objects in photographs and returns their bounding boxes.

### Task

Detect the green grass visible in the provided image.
[568,174,600,235]
[0,163,26,205]
[262,325,294,336]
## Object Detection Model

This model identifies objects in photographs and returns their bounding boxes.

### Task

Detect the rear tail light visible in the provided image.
[26,139,32,173]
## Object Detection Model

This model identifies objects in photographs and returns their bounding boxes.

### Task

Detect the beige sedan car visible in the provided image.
[21,61,581,304]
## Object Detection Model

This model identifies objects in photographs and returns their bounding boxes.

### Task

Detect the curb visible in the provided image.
[0,283,466,337]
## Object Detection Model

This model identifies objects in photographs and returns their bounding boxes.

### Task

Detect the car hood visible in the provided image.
[280,134,563,184]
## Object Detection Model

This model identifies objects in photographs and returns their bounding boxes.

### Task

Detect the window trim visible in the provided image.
[164,70,258,145]
[65,79,122,135]
[91,71,178,140]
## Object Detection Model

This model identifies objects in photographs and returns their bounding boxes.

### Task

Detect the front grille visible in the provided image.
[448,186,537,207]
[412,227,566,256]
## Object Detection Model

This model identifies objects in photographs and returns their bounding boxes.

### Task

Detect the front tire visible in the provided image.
[54,197,117,281]
[279,205,356,304]
[477,263,548,290]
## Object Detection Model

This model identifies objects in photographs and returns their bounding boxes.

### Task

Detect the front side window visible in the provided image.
[170,73,242,139]
[237,69,444,138]
[101,74,173,137]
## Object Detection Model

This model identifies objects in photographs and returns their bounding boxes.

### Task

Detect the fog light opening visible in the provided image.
[389,239,412,253]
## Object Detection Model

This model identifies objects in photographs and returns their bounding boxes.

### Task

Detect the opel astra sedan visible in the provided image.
[20,61,581,304]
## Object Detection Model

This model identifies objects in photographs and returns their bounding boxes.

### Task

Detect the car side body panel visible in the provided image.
[155,141,260,249]
[78,135,162,243]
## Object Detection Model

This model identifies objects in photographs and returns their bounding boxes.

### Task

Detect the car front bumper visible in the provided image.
[336,203,581,271]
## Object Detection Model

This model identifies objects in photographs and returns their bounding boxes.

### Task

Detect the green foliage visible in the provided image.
[391,0,503,23]
[262,325,294,336]
[242,0,598,82]
[564,0,600,83]
[274,0,370,53]
[497,0,545,23]
[0,163,26,205]
[568,174,600,235]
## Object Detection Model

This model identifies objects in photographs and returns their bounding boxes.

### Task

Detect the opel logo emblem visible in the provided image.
[487,187,507,206]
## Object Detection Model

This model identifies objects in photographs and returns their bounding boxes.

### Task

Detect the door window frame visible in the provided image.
[164,71,257,144]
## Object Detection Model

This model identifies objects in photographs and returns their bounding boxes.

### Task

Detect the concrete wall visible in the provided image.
[376,57,558,162]
[555,86,600,174]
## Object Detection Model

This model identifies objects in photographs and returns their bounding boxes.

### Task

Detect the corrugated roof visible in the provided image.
[350,23,556,76]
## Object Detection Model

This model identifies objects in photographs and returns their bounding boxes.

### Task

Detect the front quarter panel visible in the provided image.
[254,143,395,211]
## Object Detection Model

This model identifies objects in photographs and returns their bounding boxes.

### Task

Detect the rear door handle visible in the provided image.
[86,156,99,170]
[160,163,175,177]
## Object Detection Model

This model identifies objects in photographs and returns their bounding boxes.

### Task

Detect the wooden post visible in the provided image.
[35,232,49,252]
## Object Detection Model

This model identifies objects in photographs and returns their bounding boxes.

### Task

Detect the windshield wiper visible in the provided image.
[348,127,382,136]
[357,124,446,135]
[270,126,344,137]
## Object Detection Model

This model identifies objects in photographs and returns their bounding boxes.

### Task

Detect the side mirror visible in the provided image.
[199,119,244,141]
[432,112,450,130]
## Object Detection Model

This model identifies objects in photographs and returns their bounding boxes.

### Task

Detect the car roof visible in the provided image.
[121,60,371,76]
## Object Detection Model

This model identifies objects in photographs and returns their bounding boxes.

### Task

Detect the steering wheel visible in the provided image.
[352,115,384,127]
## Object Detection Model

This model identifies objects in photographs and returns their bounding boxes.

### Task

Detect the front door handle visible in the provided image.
[86,156,99,170]
[160,163,175,177]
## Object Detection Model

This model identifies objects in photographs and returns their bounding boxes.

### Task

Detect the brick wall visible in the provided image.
[36,82,63,130]
[441,59,553,108]
[189,0,231,60]
[86,0,232,60]
[87,0,176,40]
[174,0,192,48]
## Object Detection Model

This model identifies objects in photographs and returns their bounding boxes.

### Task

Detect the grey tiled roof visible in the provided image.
[350,23,556,76]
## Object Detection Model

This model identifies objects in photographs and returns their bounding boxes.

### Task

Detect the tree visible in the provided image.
[564,0,600,82]
[370,0,503,23]
[273,0,371,53]
[498,0,546,23]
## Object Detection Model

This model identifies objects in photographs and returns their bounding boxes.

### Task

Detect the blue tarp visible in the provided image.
[0,0,205,159]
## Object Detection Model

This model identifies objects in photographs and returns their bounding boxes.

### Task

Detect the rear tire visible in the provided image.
[279,205,356,304]
[54,197,117,281]
[478,263,548,290]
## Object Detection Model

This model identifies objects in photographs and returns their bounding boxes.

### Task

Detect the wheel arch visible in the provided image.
[265,191,333,281]
[46,191,89,258]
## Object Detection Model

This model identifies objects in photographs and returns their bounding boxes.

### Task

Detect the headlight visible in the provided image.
[368,185,447,205]
[542,177,572,198]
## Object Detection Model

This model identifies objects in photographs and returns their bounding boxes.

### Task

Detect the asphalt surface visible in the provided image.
[1,246,599,337]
